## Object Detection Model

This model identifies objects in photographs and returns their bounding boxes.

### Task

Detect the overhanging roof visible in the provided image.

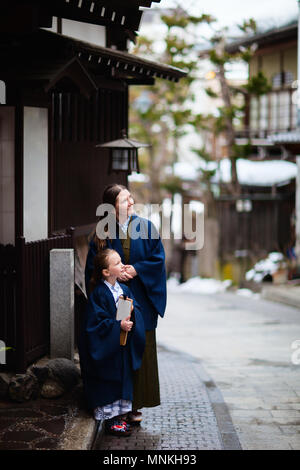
[66,31,186,82]
[226,21,297,54]
[0,29,186,85]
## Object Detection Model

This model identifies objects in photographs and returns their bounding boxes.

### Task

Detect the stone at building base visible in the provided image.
[41,378,65,398]
[7,358,82,403]
[31,358,81,399]
[47,358,81,390]
[8,373,39,402]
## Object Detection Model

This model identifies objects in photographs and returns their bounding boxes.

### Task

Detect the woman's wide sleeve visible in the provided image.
[132,220,167,318]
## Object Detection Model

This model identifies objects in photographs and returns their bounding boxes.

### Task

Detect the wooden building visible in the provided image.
[228,21,297,145]
[217,181,295,273]
[0,0,186,372]
[214,21,298,280]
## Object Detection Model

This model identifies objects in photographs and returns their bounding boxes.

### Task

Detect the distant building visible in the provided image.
[213,20,299,283]
[227,20,298,153]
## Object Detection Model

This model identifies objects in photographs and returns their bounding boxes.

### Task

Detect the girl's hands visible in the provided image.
[121,316,133,332]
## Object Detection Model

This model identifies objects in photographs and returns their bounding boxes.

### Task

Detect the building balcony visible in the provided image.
[235,87,297,144]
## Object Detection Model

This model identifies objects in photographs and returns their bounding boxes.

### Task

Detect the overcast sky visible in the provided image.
[157,0,298,29]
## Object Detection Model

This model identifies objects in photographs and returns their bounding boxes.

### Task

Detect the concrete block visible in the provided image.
[50,249,74,360]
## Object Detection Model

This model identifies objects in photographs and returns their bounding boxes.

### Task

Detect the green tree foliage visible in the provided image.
[130,7,271,198]
[245,71,272,95]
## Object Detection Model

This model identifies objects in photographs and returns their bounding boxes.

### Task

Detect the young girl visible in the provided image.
[79,248,145,436]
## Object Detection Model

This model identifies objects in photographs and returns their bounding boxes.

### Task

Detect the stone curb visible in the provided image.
[199,377,242,450]
[59,412,99,450]
[91,420,104,450]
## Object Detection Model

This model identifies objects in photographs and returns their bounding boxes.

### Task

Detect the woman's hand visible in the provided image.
[117,265,137,282]
[124,265,137,278]
[121,316,133,332]
[117,271,133,282]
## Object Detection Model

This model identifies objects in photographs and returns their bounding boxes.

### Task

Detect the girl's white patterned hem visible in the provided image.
[94,399,132,421]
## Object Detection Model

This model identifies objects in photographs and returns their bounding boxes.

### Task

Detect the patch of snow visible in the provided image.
[167,276,180,291]
[211,159,297,187]
[245,251,287,283]
[268,252,284,263]
[173,162,200,181]
[167,276,232,294]
[237,288,260,299]
[128,172,150,183]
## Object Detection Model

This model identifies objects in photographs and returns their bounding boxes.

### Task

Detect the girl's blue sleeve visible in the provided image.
[85,289,120,363]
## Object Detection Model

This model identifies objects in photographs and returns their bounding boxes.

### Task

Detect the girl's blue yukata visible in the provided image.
[78,280,145,420]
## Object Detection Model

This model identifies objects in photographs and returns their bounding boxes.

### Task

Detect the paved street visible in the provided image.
[156,290,300,450]
[95,344,240,451]
[2,288,298,451]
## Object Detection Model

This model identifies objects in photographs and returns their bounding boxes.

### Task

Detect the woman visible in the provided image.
[85,183,167,422]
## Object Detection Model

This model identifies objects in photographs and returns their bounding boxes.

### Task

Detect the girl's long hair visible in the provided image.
[89,248,116,292]
[89,183,127,252]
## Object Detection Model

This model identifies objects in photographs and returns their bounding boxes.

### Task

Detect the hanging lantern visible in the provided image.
[95,130,150,173]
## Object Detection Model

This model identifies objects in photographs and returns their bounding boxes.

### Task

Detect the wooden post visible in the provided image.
[67,226,75,248]
[15,236,26,373]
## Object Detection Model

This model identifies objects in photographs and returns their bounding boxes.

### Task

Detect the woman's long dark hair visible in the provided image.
[89,248,116,292]
[90,183,127,251]
[102,183,127,207]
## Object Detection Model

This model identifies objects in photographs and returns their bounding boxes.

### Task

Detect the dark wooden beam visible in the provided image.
[0,0,150,32]
[93,77,126,91]
[0,4,52,32]
[125,78,155,85]
[46,1,143,32]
